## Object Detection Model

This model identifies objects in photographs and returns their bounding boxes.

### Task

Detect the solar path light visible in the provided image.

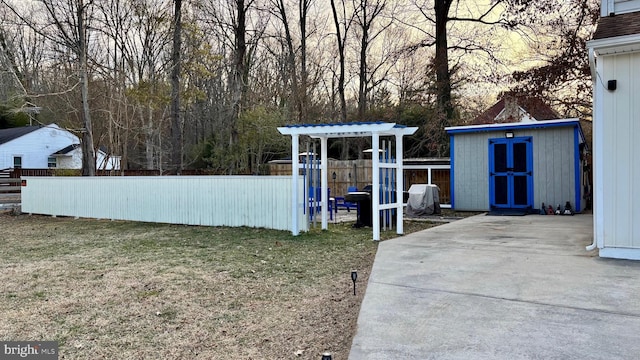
[351,270,358,295]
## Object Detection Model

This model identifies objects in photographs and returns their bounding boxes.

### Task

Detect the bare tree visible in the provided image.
[170,0,183,173]
[354,0,388,121]
[329,0,354,159]
[404,0,525,155]
[330,0,350,125]
[114,0,171,170]
[269,0,315,124]
[196,0,266,173]
[93,0,134,172]
[3,0,97,175]
[271,0,302,122]
[298,0,311,123]
[510,0,598,118]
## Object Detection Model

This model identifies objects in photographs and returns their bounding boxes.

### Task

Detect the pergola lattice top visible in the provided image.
[278,121,417,138]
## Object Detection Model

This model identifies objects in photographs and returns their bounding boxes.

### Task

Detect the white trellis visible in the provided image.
[277,122,418,241]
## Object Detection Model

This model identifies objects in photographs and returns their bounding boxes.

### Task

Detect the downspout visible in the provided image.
[585,47,597,252]
[588,47,597,82]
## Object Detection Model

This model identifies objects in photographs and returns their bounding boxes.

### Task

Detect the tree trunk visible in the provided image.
[145,105,154,169]
[357,0,368,122]
[433,0,453,156]
[330,0,349,160]
[78,0,95,176]
[228,0,248,174]
[277,0,302,123]
[299,0,310,123]
[434,0,453,123]
[170,0,183,174]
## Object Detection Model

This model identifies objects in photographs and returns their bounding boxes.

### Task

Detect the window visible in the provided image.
[13,156,22,169]
[48,157,57,168]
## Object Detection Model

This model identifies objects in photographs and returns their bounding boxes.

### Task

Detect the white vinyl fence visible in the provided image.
[22,176,307,231]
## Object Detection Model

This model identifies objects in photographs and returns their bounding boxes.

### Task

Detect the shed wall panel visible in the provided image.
[601,52,640,249]
[453,133,489,211]
[520,127,576,211]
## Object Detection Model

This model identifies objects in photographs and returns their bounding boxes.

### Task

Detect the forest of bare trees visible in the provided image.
[0,0,599,175]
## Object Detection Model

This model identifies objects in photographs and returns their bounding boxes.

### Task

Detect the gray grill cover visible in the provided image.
[406,184,441,216]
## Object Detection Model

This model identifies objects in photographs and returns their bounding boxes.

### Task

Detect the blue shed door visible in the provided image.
[489,137,533,210]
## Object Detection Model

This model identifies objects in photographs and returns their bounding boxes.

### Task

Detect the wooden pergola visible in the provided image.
[277,122,418,241]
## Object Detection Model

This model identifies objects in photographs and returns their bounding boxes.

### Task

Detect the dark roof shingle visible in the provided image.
[593,12,640,40]
[0,126,41,145]
[52,143,80,155]
[471,96,559,125]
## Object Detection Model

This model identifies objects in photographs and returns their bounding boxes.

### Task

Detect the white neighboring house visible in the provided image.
[587,0,640,260]
[0,124,120,170]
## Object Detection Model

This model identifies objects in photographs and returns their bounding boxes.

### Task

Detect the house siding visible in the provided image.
[0,125,120,170]
[601,0,640,16]
[57,151,82,169]
[599,51,640,249]
[0,125,79,169]
[452,126,579,212]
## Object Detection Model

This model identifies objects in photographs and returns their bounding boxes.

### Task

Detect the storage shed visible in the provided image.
[446,119,587,213]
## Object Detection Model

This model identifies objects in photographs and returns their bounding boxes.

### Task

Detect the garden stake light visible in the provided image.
[351,270,357,295]
[321,352,332,360]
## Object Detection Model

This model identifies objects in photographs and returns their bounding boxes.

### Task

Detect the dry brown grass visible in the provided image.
[0,214,439,359]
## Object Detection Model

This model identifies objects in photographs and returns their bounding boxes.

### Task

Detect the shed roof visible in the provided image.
[0,126,41,145]
[447,118,582,134]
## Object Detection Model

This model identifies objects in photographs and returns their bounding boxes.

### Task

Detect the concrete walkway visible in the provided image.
[349,214,640,360]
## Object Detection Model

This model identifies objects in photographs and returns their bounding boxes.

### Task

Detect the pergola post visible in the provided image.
[395,133,404,235]
[320,136,329,229]
[372,132,380,241]
[291,134,300,235]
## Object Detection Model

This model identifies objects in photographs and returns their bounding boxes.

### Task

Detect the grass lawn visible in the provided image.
[0,214,440,359]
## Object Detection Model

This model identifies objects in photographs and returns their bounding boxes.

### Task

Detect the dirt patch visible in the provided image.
[0,214,439,359]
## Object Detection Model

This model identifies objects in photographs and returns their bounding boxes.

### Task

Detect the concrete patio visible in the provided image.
[349,213,640,359]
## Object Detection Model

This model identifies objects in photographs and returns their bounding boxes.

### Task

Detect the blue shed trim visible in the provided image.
[488,138,495,209]
[445,120,581,134]
[526,137,534,210]
[574,126,581,212]
[487,136,534,210]
[450,135,455,208]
